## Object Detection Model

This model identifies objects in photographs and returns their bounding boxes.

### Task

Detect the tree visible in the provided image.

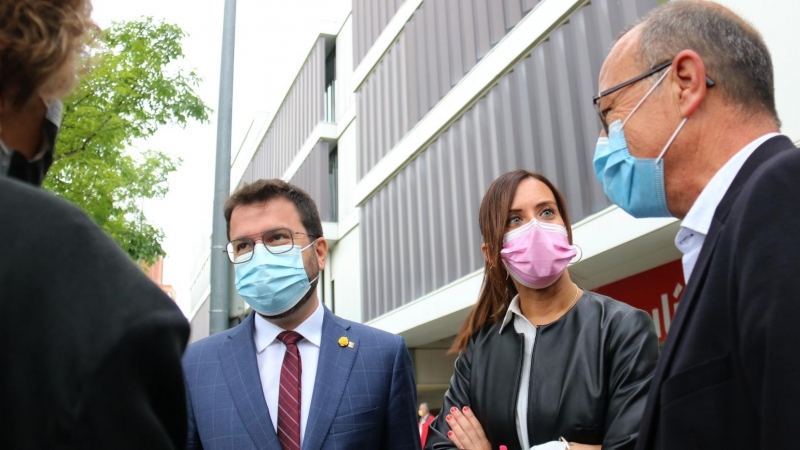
[44,17,210,265]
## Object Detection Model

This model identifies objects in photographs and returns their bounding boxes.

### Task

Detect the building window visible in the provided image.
[325,46,336,123]
[328,144,338,222]
[331,279,336,314]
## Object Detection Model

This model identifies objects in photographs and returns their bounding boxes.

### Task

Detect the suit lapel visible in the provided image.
[302,307,358,450]
[638,135,794,449]
[219,312,281,450]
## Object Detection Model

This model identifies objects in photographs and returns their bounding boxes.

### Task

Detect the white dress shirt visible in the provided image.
[499,296,569,450]
[254,300,324,445]
[675,133,780,283]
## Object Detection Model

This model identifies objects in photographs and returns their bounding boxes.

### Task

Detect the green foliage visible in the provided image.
[44,17,210,265]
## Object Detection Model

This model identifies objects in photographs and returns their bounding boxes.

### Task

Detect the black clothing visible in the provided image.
[1,115,57,186]
[636,135,800,450]
[0,177,190,449]
[426,291,658,450]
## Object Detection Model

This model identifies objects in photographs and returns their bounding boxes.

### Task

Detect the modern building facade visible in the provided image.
[187,0,800,410]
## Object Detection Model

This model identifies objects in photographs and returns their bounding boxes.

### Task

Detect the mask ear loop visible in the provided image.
[569,244,583,265]
[301,238,319,251]
[656,117,688,163]
[622,66,673,128]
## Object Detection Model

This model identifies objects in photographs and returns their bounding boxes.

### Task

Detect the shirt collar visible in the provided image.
[253,300,324,353]
[499,295,523,333]
[681,132,780,236]
[0,99,63,161]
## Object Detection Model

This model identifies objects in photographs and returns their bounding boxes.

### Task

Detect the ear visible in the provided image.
[671,49,709,118]
[481,243,491,266]
[315,237,328,271]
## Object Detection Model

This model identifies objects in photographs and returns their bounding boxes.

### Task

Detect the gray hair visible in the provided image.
[419,403,429,410]
[630,0,779,126]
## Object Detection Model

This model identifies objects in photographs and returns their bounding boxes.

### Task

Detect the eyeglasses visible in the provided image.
[592,60,715,134]
[225,227,319,264]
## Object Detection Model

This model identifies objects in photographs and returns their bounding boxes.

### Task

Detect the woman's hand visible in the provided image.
[445,406,491,450]
[568,444,601,450]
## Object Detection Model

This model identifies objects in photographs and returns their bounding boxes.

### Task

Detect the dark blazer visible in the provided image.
[635,135,800,450]
[0,177,190,449]
[183,307,421,450]
[426,292,659,450]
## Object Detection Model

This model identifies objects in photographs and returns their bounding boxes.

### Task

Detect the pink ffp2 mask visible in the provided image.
[500,219,577,289]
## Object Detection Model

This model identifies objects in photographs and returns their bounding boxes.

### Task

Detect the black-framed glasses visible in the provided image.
[592,60,715,134]
[225,227,319,264]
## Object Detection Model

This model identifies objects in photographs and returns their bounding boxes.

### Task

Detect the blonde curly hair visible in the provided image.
[0,0,96,110]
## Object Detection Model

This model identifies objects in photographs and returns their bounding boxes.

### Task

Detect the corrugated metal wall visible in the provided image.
[352,0,406,69]
[241,38,326,184]
[356,0,542,179]
[289,141,332,222]
[360,0,658,322]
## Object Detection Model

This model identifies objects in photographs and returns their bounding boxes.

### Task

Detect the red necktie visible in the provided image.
[277,331,303,450]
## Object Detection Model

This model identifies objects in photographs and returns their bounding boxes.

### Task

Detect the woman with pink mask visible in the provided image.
[424,170,658,450]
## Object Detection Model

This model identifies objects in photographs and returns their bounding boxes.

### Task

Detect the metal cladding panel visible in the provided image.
[360,0,658,322]
[353,0,406,69]
[356,0,543,179]
[289,141,331,222]
[241,38,325,185]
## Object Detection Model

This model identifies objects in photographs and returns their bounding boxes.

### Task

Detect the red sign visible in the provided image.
[594,260,685,342]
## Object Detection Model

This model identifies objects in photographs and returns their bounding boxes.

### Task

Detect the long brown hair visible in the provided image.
[450,170,573,354]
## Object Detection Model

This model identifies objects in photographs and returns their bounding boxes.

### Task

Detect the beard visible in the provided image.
[259,257,320,320]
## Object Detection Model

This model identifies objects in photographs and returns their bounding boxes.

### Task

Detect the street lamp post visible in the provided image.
[209,0,236,335]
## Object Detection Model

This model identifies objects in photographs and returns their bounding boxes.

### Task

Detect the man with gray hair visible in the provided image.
[592,1,799,449]
[418,403,435,448]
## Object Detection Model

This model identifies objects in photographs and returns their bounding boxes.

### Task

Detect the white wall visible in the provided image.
[335,15,355,123]
[713,0,800,143]
[330,226,362,322]
[189,296,210,344]
[337,121,358,221]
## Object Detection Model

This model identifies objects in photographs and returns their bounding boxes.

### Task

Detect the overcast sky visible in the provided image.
[90,0,350,313]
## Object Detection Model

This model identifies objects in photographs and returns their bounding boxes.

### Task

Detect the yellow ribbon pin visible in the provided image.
[338,336,349,347]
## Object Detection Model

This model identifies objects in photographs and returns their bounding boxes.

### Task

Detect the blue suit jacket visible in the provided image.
[183,307,421,450]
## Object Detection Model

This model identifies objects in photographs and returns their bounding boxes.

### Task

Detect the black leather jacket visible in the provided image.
[425,291,658,450]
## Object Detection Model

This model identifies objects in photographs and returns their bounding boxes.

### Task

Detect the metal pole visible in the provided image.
[210,0,236,335]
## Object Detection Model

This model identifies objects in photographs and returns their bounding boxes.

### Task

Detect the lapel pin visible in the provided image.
[348,342,355,348]
[338,336,349,347]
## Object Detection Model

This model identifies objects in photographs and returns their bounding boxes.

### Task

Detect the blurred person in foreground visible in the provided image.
[0,0,190,448]
[592,1,800,448]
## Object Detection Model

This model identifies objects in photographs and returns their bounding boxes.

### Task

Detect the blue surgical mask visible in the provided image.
[593,67,687,218]
[234,242,319,316]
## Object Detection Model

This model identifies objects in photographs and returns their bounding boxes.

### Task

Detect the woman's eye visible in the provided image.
[541,208,555,218]
[507,216,522,225]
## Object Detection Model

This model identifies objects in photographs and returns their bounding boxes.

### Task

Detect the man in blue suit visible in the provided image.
[183,179,420,450]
